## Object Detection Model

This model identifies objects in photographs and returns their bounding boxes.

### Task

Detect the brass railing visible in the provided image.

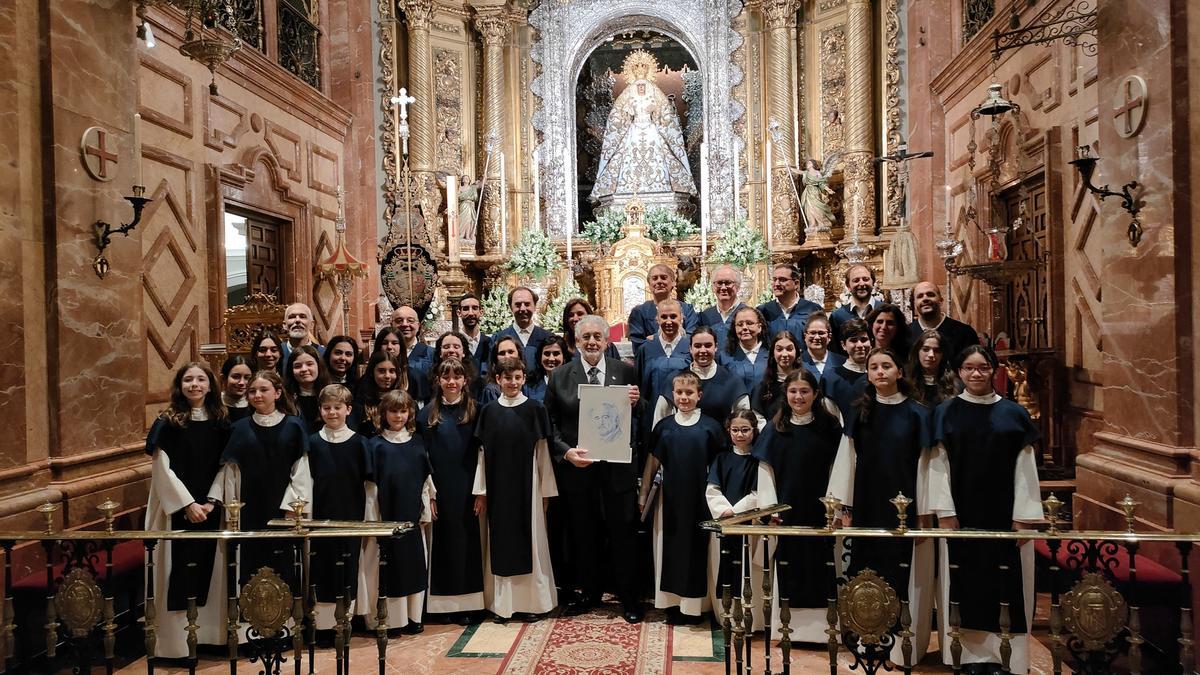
[705,494,1199,675]
[0,499,412,675]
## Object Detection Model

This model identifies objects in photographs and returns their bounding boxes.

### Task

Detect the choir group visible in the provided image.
[144,262,1041,674]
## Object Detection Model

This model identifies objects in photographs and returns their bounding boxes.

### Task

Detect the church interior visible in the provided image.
[2,0,1198,672]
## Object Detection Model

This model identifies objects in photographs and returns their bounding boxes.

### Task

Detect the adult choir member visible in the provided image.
[526,335,567,402]
[457,294,493,374]
[698,266,746,349]
[627,265,699,351]
[722,306,769,392]
[910,281,980,360]
[867,303,912,361]
[492,287,553,370]
[749,331,801,424]
[907,329,957,406]
[391,305,433,377]
[757,263,821,338]
[800,312,846,393]
[829,264,881,353]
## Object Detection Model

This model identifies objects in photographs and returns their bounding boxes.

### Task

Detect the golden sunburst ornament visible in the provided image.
[621,49,659,83]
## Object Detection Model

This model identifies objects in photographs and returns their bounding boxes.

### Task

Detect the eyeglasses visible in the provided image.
[806,330,829,337]
[959,365,994,375]
[714,280,737,287]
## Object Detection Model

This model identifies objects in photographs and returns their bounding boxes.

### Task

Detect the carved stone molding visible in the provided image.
[434,49,464,176]
[883,0,903,229]
[529,0,744,237]
[761,0,795,29]
[402,0,435,31]
[819,24,846,155]
[474,11,510,44]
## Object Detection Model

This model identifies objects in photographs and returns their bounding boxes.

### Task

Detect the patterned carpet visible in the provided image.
[499,608,673,674]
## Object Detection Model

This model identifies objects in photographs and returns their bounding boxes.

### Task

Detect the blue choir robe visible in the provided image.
[523,375,550,402]
[698,303,746,351]
[627,299,700,351]
[416,400,485,613]
[647,411,726,615]
[635,336,692,405]
[467,332,493,376]
[407,342,434,378]
[934,392,1041,672]
[307,426,369,628]
[757,297,822,339]
[828,301,879,355]
[492,324,554,371]
[828,394,949,666]
[652,364,749,428]
[753,413,846,641]
[824,363,867,422]
[721,345,768,394]
[361,429,434,629]
[801,350,847,400]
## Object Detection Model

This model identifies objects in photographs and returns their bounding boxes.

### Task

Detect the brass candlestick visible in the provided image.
[97,498,120,534]
[890,492,913,534]
[289,499,308,533]
[37,502,59,535]
[1117,494,1140,534]
[224,500,243,533]
[1043,493,1063,535]
[820,494,842,531]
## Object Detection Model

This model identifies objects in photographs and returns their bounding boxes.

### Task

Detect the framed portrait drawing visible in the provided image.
[576,384,633,463]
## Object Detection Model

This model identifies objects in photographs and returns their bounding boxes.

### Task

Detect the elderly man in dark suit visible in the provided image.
[544,314,644,623]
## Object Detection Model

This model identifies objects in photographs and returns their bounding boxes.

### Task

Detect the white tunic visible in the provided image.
[705,443,764,631]
[473,393,559,618]
[936,391,1043,673]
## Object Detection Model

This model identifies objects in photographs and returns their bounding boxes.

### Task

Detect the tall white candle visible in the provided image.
[499,152,508,256]
[564,144,573,262]
[732,139,741,218]
[944,184,952,223]
[765,137,774,247]
[133,113,143,186]
[447,178,459,264]
[700,141,709,257]
[532,148,541,233]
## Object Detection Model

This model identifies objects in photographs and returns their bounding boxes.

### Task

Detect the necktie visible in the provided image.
[588,366,600,385]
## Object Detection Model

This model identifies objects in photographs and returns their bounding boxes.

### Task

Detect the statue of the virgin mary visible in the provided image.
[589,50,696,213]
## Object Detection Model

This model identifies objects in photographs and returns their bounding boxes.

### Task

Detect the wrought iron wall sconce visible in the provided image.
[92,185,152,279]
[1069,146,1143,246]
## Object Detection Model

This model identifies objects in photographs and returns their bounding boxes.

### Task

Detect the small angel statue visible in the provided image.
[794,153,841,234]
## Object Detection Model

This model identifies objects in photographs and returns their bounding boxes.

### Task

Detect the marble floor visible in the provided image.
[114,603,1064,674]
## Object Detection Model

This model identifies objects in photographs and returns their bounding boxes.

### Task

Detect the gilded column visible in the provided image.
[402,0,442,224]
[475,9,510,253]
[842,0,876,236]
[763,0,797,245]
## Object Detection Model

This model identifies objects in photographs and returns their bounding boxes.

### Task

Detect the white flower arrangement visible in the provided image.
[541,277,584,334]
[645,208,698,242]
[503,227,559,281]
[480,284,512,335]
[709,216,769,270]
[684,270,717,310]
[580,209,626,250]
[422,296,444,331]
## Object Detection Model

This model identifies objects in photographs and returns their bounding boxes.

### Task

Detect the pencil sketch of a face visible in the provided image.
[588,401,622,443]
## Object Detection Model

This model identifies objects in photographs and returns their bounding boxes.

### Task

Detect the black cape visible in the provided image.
[753,416,842,607]
[221,415,310,584]
[707,449,758,595]
[295,394,323,435]
[474,399,552,577]
[651,414,726,598]
[750,378,785,422]
[825,365,867,421]
[307,432,369,603]
[417,402,484,597]
[935,396,1039,633]
[658,366,748,424]
[146,416,227,610]
[844,399,932,601]
[366,434,431,597]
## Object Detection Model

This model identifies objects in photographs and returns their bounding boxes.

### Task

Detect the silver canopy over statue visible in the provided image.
[589,50,696,215]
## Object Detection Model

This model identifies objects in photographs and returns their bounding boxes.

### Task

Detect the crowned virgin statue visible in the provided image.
[589,50,696,214]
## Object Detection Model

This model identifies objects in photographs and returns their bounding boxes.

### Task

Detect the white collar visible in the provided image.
[320,425,355,443]
[849,300,875,318]
[691,362,717,379]
[844,361,866,373]
[190,407,209,421]
[658,331,683,353]
[582,356,607,379]
[462,327,482,340]
[499,392,528,407]
[924,374,937,385]
[918,314,947,331]
[674,409,701,426]
[875,392,907,404]
[716,302,740,322]
[958,390,1001,404]
[441,395,464,405]
[381,428,412,443]
[513,322,533,336]
[299,385,316,396]
[222,393,248,408]
[790,411,814,425]
[732,444,753,456]
[809,351,827,364]
[778,296,799,316]
[741,342,761,355]
[252,410,286,426]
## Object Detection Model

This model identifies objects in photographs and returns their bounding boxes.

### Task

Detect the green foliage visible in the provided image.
[645,208,698,242]
[503,227,559,280]
[683,270,717,310]
[541,277,583,335]
[580,209,626,249]
[709,217,769,269]
[480,283,511,335]
[757,286,775,306]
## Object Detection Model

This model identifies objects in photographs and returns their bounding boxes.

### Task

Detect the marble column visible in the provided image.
[842,0,876,237]
[475,8,510,254]
[1074,0,1197,534]
[762,0,797,246]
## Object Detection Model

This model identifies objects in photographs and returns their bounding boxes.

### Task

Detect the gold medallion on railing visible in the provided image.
[241,568,293,638]
[1062,572,1128,650]
[54,568,103,638]
[837,569,900,645]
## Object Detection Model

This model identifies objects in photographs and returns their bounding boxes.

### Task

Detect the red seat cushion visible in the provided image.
[12,539,145,591]
[1035,539,1181,586]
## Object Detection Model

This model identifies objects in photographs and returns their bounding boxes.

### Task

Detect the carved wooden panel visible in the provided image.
[1001,177,1050,352]
[248,217,283,296]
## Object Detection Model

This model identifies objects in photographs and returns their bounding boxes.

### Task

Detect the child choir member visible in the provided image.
[473,358,559,622]
[323,335,363,391]
[250,332,284,373]
[640,370,725,624]
[753,368,845,641]
[750,331,801,424]
[479,336,522,405]
[935,346,1042,673]
[721,306,769,392]
[285,344,331,434]
[825,318,871,419]
[220,355,253,422]
[829,348,951,666]
[306,384,369,629]
[362,390,435,633]
[216,369,312,585]
[652,327,749,425]
[800,313,846,391]
[144,362,230,658]
[416,358,486,625]
[354,352,405,437]
[705,410,763,630]
[907,328,958,406]
[525,335,567,402]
